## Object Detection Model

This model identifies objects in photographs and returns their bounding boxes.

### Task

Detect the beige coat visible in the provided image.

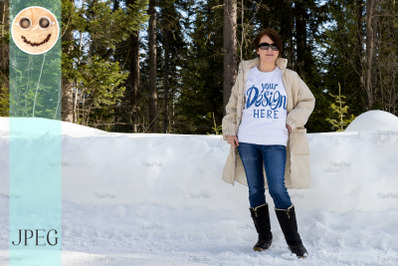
[221,57,315,189]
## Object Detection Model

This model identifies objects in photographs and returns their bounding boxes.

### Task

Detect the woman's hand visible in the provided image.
[286,124,292,134]
[227,135,239,148]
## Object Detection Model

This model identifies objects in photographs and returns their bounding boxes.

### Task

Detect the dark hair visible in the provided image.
[253,28,283,55]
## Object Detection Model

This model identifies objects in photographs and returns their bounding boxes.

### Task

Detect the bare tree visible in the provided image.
[375,0,398,114]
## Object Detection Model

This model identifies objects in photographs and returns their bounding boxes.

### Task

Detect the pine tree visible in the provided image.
[175,0,225,134]
[325,83,355,131]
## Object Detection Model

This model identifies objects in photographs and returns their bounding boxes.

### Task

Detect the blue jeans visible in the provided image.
[238,143,292,209]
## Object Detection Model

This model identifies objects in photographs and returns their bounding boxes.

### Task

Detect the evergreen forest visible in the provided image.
[0,0,397,133]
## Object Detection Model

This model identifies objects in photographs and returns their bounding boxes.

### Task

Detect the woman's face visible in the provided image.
[256,35,279,64]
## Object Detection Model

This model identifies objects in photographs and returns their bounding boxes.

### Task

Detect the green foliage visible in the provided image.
[325,83,355,131]
[86,0,147,53]
[61,0,148,128]
[321,0,397,118]
[2,0,396,133]
[77,57,127,127]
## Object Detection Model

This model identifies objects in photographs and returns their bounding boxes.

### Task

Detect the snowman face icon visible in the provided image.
[12,6,59,55]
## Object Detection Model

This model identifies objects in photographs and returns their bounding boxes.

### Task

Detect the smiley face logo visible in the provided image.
[11,6,59,55]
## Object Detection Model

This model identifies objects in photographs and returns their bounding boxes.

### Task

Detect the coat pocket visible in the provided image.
[289,127,310,155]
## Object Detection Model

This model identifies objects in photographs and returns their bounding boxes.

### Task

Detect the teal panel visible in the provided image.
[9,1,61,265]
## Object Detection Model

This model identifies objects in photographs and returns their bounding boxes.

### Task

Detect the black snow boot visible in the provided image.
[275,205,308,258]
[249,203,273,251]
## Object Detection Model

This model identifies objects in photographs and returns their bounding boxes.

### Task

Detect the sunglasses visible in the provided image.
[258,42,279,51]
[15,16,55,30]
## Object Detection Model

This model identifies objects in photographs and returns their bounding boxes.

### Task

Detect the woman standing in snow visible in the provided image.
[222,28,315,258]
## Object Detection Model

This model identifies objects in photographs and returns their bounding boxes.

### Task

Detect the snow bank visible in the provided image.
[345,110,398,132]
[0,116,397,265]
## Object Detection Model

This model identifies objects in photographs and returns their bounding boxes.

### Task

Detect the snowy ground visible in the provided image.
[0,111,397,265]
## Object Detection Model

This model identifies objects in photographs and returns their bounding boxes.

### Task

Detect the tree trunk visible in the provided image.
[0,0,8,71]
[62,78,74,122]
[294,0,307,76]
[280,0,294,69]
[365,0,378,109]
[163,30,170,133]
[62,0,75,122]
[0,0,8,116]
[126,0,141,132]
[129,30,140,132]
[223,0,237,114]
[354,0,364,103]
[148,0,158,132]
